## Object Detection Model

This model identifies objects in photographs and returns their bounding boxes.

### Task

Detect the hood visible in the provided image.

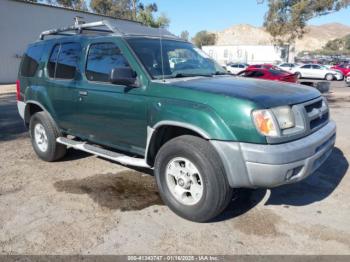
[170,76,320,108]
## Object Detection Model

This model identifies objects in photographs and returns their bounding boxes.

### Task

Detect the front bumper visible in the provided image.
[211,121,336,188]
[335,74,344,80]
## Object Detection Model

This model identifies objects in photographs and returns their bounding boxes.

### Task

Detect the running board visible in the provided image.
[56,137,150,168]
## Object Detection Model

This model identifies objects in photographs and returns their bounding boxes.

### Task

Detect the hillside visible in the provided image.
[215,23,350,52]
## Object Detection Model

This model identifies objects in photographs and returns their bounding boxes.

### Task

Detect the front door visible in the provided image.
[74,41,148,156]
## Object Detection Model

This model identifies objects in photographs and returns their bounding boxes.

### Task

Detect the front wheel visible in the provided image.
[325,73,334,81]
[295,72,301,79]
[154,135,233,222]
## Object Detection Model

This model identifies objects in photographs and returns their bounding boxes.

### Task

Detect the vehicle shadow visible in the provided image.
[59,148,91,162]
[266,147,348,206]
[0,93,27,142]
[212,188,267,222]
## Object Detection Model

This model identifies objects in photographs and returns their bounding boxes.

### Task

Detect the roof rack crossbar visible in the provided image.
[39,20,119,40]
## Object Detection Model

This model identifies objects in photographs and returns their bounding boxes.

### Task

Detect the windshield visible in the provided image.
[126,38,226,79]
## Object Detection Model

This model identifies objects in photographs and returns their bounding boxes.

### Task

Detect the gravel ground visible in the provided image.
[0,82,349,255]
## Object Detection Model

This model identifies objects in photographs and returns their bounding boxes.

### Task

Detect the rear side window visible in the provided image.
[301,65,311,69]
[48,43,81,79]
[20,45,43,77]
[86,43,130,83]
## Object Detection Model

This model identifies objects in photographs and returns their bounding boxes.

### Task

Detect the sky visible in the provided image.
[139,0,350,37]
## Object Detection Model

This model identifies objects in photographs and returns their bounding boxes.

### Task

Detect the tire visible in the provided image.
[154,135,233,222]
[325,74,334,81]
[29,111,67,162]
[295,72,301,79]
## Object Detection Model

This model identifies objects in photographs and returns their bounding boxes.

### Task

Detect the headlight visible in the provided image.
[252,109,278,137]
[271,106,295,129]
[252,106,295,137]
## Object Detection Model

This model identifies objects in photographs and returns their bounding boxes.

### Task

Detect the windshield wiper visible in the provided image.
[212,71,230,75]
[171,73,213,78]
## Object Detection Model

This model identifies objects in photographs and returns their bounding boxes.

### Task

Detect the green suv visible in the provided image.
[17,20,336,222]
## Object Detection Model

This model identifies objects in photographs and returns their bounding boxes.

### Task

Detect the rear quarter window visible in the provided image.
[20,45,44,77]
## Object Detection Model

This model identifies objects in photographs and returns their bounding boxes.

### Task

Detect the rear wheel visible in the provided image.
[325,73,334,81]
[154,135,233,222]
[29,112,67,162]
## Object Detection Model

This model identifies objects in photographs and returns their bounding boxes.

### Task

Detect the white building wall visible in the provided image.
[0,0,136,83]
[202,45,287,66]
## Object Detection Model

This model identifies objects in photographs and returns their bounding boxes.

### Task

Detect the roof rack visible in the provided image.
[39,19,120,40]
[39,18,179,40]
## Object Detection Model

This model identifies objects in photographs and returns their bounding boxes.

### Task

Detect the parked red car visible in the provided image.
[331,64,350,75]
[247,64,277,70]
[237,68,298,83]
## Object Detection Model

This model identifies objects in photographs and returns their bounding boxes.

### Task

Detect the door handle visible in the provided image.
[79,90,88,96]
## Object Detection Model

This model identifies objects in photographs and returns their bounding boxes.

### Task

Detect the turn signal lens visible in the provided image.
[252,110,278,137]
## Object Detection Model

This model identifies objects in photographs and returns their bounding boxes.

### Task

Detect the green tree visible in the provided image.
[180,30,189,41]
[56,0,88,11]
[137,3,170,28]
[263,0,350,44]
[192,31,216,48]
[90,0,132,19]
[344,34,350,50]
[325,38,344,51]
[90,0,169,27]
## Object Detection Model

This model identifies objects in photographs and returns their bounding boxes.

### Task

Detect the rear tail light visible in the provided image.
[16,80,22,101]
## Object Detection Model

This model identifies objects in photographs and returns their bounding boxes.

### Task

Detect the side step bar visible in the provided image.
[57,137,150,168]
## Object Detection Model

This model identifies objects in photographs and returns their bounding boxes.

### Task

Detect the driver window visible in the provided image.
[85,43,130,83]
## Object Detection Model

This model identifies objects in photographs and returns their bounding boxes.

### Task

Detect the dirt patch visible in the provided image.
[302,225,350,248]
[54,170,163,211]
[232,208,284,237]
[326,95,350,108]
[0,186,23,196]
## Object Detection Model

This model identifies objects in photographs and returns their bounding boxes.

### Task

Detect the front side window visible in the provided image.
[21,45,43,77]
[86,43,130,82]
[47,43,81,79]
[127,38,226,79]
[269,69,285,75]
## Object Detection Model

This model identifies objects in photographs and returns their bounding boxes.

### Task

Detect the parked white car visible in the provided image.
[278,63,301,73]
[225,63,248,74]
[292,64,343,81]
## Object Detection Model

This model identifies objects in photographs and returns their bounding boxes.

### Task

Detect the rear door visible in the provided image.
[44,42,82,133]
[74,39,148,156]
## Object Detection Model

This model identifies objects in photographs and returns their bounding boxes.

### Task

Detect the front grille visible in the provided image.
[305,100,322,113]
[310,112,329,129]
[302,98,329,131]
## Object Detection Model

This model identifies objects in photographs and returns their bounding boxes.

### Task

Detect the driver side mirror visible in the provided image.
[110,67,137,86]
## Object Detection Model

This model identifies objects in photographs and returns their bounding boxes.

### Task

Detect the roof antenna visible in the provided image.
[159,27,165,82]
[74,16,85,34]
[74,16,85,26]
